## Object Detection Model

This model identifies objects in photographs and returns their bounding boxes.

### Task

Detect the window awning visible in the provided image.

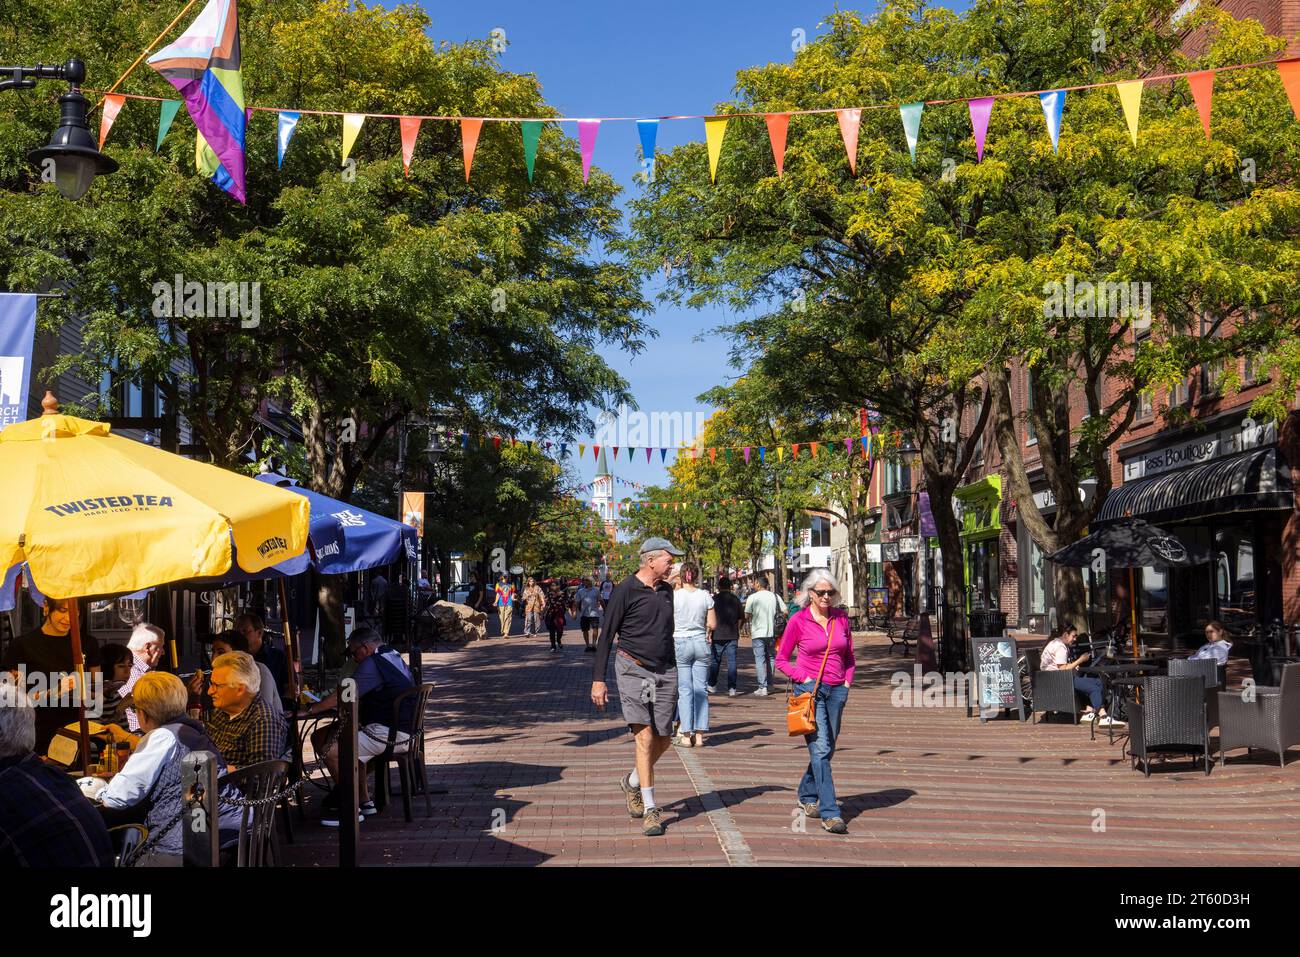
[1095,447,1293,526]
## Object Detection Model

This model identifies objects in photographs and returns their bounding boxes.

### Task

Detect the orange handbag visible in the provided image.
[786,619,837,736]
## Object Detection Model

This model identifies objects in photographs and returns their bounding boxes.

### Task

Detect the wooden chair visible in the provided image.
[371,682,436,822]
[220,759,291,866]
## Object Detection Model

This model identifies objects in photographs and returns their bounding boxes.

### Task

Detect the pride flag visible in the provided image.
[148,0,247,203]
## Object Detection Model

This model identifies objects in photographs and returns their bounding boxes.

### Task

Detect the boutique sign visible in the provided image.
[1123,420,1277,481]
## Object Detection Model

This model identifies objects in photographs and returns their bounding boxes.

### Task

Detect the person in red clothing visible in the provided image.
[775,568,856,834]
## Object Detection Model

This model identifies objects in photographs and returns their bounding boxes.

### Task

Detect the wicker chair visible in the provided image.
[1217,662,1300,768]
[220,759,291,867]
[1030,668,1081,724]
[1168,657,1222,730]
[1127,676,1212,776]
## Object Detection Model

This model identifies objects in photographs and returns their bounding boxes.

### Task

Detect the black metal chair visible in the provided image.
[220,759,291,867]
[887,618,920,655]
[1217,662,1300,768]
[106,823,148,868]
[1169,657,1221,730]
[370,682,435,822]
[1030,668,1081,723]
[1127,676,1212,775]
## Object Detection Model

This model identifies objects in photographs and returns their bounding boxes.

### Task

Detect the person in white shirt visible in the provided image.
[1190,620,1232,666]
[1039,625,1119,726]
[573,578,603,652]
[672,563,716,748]
[744,575,780,696]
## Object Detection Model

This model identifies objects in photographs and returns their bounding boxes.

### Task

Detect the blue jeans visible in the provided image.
[752,636,774,689]
[794,681,849,820]
[1073,675,1104,711]
[709,640,738,690]
[674,637,711,733]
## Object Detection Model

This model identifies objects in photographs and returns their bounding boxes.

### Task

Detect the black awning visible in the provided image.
[1096,447,1293,526]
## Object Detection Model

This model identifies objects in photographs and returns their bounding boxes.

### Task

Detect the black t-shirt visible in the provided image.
[1,627,102,754]
[593,575,676,676]
[712,592,743,642]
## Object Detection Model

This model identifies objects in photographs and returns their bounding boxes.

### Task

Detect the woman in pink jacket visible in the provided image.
[775,568,856,834]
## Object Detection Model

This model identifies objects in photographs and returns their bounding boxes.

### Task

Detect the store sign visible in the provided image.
[1123,420,1277,481]
[882,542,901,562]
[864,544,882,563]
[899,536,919,554]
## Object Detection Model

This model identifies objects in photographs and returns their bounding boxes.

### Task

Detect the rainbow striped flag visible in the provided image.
[148,0,247,203]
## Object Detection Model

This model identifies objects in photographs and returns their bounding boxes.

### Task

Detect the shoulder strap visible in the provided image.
[810,618,836,695]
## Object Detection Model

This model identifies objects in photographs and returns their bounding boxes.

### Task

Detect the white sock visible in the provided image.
[628,768,640,788]
[641,786,655,810]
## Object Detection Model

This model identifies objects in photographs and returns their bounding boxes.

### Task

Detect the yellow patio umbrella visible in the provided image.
[1,395,310,598]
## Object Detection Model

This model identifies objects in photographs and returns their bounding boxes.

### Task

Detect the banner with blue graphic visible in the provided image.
[0,293,37,428]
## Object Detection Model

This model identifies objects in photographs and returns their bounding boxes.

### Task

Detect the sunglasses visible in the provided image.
[811,588,837,598]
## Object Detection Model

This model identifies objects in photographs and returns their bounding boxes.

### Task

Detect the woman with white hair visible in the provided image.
[775,568,856,834]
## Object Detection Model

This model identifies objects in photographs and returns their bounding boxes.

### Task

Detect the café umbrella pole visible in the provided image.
[67,599,92,777]
[1129,567,1140,658]
[278,577,300,701]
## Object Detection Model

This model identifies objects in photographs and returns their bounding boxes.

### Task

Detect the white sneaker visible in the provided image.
[728,688,738,697]
[706,685,717,694]
[1079,711,1097,723]
[1098,715,1126,727]
[753,687,770,697]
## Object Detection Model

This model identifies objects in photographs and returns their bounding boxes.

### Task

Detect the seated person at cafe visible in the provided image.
[0,597,101,754]
[1039,625,1121,727]
[1190,619,1232,666]
[187,631,283,721]
[205,652,286,770]
[121,623,166,731]
[234,612,288,702]
[305,627,415,825]
[99,672,233,867]
[99,643,135,728]
[0,679,114,867]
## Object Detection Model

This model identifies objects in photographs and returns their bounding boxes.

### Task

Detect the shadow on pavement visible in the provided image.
[666,784,791,825]
[839,787,916,823]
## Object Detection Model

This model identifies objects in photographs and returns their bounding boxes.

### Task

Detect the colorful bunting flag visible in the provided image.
[860,436,870,459]
[560,443,568,458]
[709,448,717,463]
[660,448,668,463]
[461,117,483,182]
[1280,61,1300,121]
[156,99,182,151]
[837,109,861,175]
[759,447,766,464]
[637,119,658,178]
[811,442,819,459]
[521,120,542,181]
[645,447,652,463]
[704,116,728,183]
[612,446,619,460]
[399,116,421,175]
[276,111,299,168]
[844,438,853,453]
[147,0,248,202]
[578,120,600,182]
[1186,71,1214,139]
[593,445,601,461]
[492,435,502,451]
[777,446,785,463]
[743,447,751,464]
[899,102,923,162]
[579,443,586,458]
[98,94,125,148]
[968,97,994,162]
[341,113,365,167]
[1115,80,1144,146]
[765,113,790,176]
[1039,90,1065,152]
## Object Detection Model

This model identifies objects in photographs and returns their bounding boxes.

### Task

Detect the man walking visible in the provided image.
[708,577,743,695]
[521,577,546,639]
[744,574,780,696]
[591,538,682,837]
[494,573,516,638]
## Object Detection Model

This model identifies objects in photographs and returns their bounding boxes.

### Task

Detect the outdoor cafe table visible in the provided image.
[1078,662,1167,743]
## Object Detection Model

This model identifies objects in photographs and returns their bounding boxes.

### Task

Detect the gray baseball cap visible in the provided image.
[640,537,684,556]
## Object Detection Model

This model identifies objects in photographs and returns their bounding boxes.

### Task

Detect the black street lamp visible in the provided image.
[2,58,118,200]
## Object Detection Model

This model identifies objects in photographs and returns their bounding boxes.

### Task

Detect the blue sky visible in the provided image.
[413,1,971,493]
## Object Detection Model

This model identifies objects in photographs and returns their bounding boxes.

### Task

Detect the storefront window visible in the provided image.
[1029,538,1047,616]
[1214,525,1256,634]
[966,539,1000,612]
[1141,566,1168,634]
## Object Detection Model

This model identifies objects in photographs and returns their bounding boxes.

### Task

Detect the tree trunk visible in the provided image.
[1053,565,1087,632]
[317,573,346,668]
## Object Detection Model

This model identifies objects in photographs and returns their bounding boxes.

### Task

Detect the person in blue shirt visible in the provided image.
[1190,620,1232,666]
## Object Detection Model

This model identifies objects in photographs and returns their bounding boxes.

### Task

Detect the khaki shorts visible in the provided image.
[614,653,677,737]
[357,723,411,762]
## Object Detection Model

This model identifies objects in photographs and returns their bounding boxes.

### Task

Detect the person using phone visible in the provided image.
[1039,625,1118,726]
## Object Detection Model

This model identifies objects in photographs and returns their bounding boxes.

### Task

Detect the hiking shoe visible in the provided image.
[642,806,665,836]
[821,817,848,834]
[620,772,644,819]
[800,802,820,818]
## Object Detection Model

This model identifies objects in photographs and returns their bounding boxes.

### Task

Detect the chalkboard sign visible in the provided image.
[973,636,1025,722]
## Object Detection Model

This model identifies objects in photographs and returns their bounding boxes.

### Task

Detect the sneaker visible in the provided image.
[642,806,665,837]
[706,685,717,694]
[359,800,378,817]
[753,687,770,697]
[822,817,848,834]
[800,802,820,818]
[1097,714,1126,727]
[321,810,365,826]
[619,772,644,819]
[1079,711,1097,724]
[673,733,694,747]
[728,688,738,697]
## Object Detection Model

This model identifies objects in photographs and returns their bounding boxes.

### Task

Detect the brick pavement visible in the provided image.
[281,627,1300,866]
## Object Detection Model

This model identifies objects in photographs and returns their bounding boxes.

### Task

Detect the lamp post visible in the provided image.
[2,58,119,200]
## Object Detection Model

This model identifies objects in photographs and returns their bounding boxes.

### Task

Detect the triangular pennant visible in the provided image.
[709,448,717,463]
[1280,61,1300,121]
[578,120,600,183]
[845,438,853,453]
[704,117,728,183]
[99,94,125,148]
[645,447,652,463]
[560,443,568,458]
[837,109,861,175]
[1115,80,1144,146]
[811,442,819,459]
[968,97,995,162]
[777,446,785,463]
[725,448,733,462]
[156,99,182,151]
[637,119,658,178]
[593,445,601,461]
[527,440,535,452]
[860,436,870,459]
[660,448,668,463]
[399,116,422,176]
[1186,71,1214,139]
[759,113,790,177]
[520,120,543,182]
[759,447,766,464]
[341,113,366,167]
[461,118,483,182]
[579,443,586,458]
[277,111,300,168]
[743,447,751,464]
[899,102,923,162]
[791,443,800,459]
[1039,90,1065,152]
[612,446,619,460]
[492,435,502,451]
